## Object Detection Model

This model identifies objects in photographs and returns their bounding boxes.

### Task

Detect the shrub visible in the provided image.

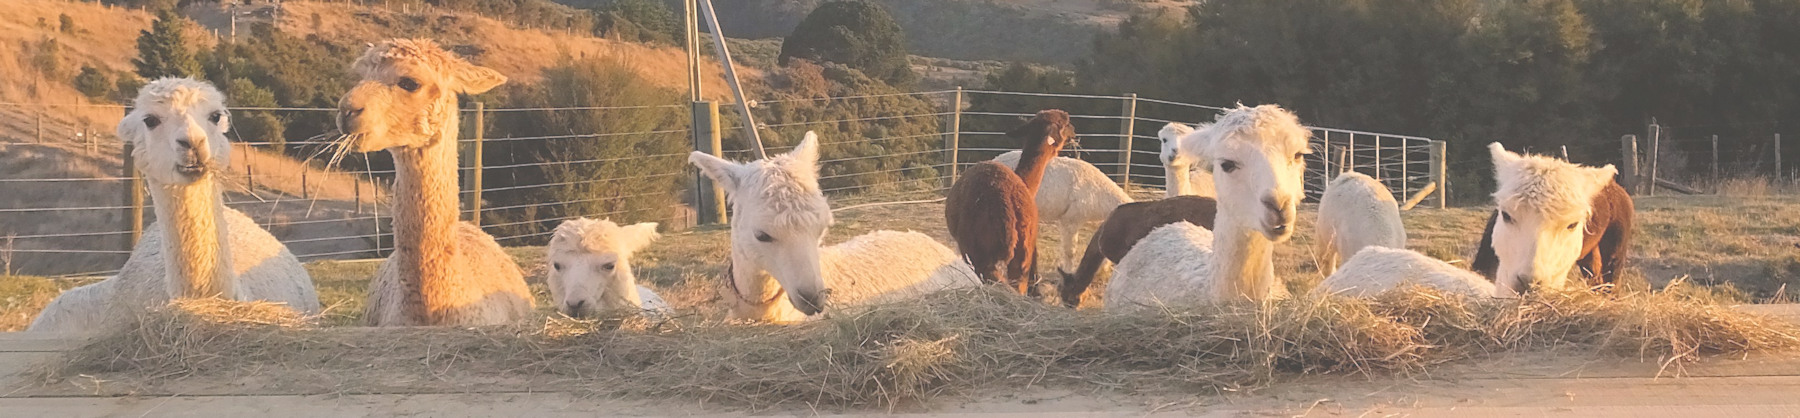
[779,0,916,87]
[72,66,113,99]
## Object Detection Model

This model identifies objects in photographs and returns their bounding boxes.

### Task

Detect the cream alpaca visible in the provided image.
[690,132,978,323]
[335,39,533,326]
[991,151,1132,273]
[1483,143,1626,295]
[545,218,670,318]
[1158,123,1218,198]
[1313,246,1495,298]
[1104,105,1311,310]
[30,78,319,332]
[1315,172,1406,276]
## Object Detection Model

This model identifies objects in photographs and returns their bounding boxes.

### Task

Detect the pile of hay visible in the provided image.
[38,287,1800,409]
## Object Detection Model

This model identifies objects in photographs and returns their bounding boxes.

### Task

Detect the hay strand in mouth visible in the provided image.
[37,287,1800,409]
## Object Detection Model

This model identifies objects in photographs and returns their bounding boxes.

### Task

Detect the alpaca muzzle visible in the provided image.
[790,289,831,316]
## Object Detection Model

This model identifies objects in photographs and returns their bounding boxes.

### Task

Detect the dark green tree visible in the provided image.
[779,1,916,86]
[224,78,286,149]
[72,66,113,99]
[133,8,201,80]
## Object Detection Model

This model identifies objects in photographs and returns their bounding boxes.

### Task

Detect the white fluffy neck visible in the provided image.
[149,174,236,300]
[1165,163,1193,198]
[1211,211,1276,301]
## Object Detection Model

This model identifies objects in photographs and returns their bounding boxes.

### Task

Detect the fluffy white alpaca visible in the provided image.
[1158,123,1217,198]
[29,78,319,332]
[1313,246,1495,298]
[1103,105,1313,311]
[691,132,978,323]
[1315,172,1406,276]
[992,151,1133,273]
[545,218,671,319]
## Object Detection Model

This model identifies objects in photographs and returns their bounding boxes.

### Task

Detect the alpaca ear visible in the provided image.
[116,110,147,148]
[619,222,662,253]
[689,151,743,192]
[1488,142,1520,166]
[451,63,507,94]
[1590,164,1619,190]
[788,131,821,168]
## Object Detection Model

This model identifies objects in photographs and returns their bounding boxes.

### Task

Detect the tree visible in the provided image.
[592,0,679,44]
[779,1,916,87]
[133,8,201,80]
[58,14,75,34]
[225,78,285,149]
[73,66,113,99]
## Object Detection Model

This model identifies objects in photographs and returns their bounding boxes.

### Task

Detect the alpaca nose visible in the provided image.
[792,289,831,316]
[565,300,589,318]
[1262,196,1292,227]
[176,138,193,150]
[1515,275,1535,293]
[338,107,364,129]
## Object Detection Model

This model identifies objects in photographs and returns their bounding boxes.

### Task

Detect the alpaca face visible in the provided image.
[689,133,835,316]
[1487,143,1618,296]
[545,219,659,318]
[1182,105,1311,241]
[336,39,506,152]
[119,78,233,186]
[1011,109,1076,155]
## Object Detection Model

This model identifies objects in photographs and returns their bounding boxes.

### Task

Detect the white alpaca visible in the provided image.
[1104,105,1313,311]
[690,132,978,323]
[1315,172,1406,276]
[1313,246,1495,298]
[1158,123,1217,198]
[545,218,671,319]
[991,151,1132,273]
[29,78,319,332]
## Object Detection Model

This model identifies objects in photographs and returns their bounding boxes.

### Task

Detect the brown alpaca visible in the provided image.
[944,110,1075,295]
[1471,181,1633,290]
[1058,195,1217,308]
[335,39,534,326]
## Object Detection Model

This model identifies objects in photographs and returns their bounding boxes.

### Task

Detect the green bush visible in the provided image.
[133,8,200,80]
[72,66,112,99]
[779,0,916,87]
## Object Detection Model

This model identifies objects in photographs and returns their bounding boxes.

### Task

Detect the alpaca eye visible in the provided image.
[601,262,615,271]
[1566,222,1579,231]
[551,262,563,271]
[397,77,420,92]
[1500,211,1514,224]
[208,111,224,124]
[143,115,161,129]
[1219,160,1239,173]
[756,231,774,243]
[1293,152,1306,161]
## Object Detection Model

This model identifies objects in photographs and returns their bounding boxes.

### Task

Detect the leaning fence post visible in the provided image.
[692,100,726,225]
[1620,134,1640,194]
[1429,140,1447,209]
[124,143,144,248]
[1117,93,1138,188]
[944,87,963,189]
[466,102,485,226]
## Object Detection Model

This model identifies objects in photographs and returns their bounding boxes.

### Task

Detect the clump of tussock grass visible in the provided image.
[36,287,1800,410]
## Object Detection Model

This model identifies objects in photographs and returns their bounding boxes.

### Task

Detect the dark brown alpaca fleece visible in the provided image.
[944,110,1075,295]
[1058,195,1218,308]
[1471,180,1634,289]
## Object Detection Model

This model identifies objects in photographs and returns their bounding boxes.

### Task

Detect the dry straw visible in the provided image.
[37,286,1800,410]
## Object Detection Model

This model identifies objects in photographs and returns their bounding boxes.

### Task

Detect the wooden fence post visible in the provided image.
[1620,134,1639,194]
[943,87,963,189]
[692,100,726,225]
[124,144,144,249]
[1777,133,1784,180]
[1117,93,1138,188]
[1711,134,1719,181]
[466,102,485,226]
[1429,140,1447,209]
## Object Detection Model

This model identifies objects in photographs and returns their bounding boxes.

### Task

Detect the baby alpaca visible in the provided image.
[546,218,671,319]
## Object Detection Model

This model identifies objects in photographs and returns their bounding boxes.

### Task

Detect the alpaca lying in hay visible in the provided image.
[30,78,319,332]
[1315,172,1406,276]
[335,39,534,326]
[991,151,1132,277]
[1057,195,1217,308]
[691,132,977,323]
[1103,105,1313,310]
[1471,143,1633,296]
[945,110,1076,295]
[1313,246,1496,298]
[545,218,671,319]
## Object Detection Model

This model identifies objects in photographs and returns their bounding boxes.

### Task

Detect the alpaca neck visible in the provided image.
[1166,163,1192,198]
[149,174,236,300]
[389,116,463,324]
[1013,148,1055,195]
[1211,213,1276,301]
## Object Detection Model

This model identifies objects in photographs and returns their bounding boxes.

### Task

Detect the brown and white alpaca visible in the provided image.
[30,78,319,332]
[1471,143,1633,295]
[1056,195,1217,308]
[334,39,533,326]
[1103,106,1312,310]
[944,110,1075,295]
[990,151,1133,276]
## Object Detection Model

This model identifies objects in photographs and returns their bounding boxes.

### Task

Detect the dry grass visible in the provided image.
[35,286,1798,409]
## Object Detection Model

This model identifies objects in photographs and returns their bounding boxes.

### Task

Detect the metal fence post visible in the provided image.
[124,144,144,248]
[466,102,485,226]
[1620,134,1639,194]
[1429,140,1447,209]
[692,100,726,225]
[1117,93,1138,188]
[1777,133,1784,180]
[944,87,963,188]
[1318,131,1332,193]
[1647,123,1661,197]
[1711,134,1719,181]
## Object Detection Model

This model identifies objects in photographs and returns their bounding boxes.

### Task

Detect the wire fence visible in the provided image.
[0,90,1441,278]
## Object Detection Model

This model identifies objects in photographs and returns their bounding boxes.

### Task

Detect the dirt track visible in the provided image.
[6,305,1800,416]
